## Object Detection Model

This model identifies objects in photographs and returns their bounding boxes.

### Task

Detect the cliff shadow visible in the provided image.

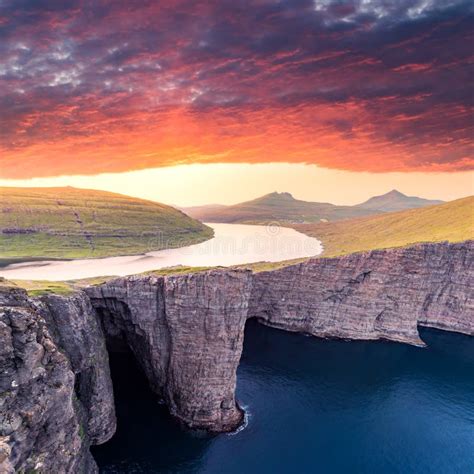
[91,347,213,471]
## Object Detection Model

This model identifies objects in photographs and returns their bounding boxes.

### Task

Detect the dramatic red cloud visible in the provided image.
[0,0,473,178]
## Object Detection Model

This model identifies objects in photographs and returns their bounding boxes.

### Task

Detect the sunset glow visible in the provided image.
[1,1,473,180]
[1,163,472,207]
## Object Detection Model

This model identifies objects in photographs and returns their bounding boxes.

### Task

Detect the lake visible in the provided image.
[0,223,322,281]
[92,321,474,473]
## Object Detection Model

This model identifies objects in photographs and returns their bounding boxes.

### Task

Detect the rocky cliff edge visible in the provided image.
[0,240,472,472]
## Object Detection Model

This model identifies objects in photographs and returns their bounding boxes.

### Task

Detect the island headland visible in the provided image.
[1,241,472,472]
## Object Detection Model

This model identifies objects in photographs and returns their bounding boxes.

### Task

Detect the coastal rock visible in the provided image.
[249,241,474,346]
[0,241,472,470]
[0,286,98,473]
[85,241,472,436]
[86,269,252,432]
[39,292,116,444]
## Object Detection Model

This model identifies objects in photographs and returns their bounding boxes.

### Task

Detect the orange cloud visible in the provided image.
[0,0,472,178]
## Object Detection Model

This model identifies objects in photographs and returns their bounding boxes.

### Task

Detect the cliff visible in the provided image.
[86,270,252,432]
[39,293,116,444]
[0,241,472,472]
[250,241,473,346]
[0,287,114,473]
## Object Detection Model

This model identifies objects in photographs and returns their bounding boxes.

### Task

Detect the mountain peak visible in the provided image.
[357,189,443,212]
[264,192,295,200]
[386,189,406,197]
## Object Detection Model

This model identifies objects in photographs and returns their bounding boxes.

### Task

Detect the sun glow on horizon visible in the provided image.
[1,163,472,207]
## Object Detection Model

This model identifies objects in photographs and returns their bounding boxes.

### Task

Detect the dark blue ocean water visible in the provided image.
[92,321,474,473]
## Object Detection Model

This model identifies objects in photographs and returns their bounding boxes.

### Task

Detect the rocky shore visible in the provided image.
[1,241,472,472]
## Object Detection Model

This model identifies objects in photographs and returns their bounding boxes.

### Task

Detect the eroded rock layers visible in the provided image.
[0,241,472,472]
[0,288,115,473]
[250,241,473,346]
[86,270,252,432]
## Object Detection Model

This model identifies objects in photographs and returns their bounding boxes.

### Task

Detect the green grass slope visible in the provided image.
[6,196,472,294]
[291,196,474,257]
[0,187,213,260]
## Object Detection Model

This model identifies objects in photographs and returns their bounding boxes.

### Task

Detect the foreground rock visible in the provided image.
[0,287,112,473]
[0,241,472,472]
[40,293,116,444]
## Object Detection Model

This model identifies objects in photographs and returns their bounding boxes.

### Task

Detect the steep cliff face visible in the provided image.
[0,287,102,473]
[86,269,252,432]
[415,243,474,334]
[85,241,472,435]
[249,241,473,346]
[0,241,472,471]
[39,293,116,444]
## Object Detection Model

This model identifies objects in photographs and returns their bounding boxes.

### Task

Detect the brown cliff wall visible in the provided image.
[86,269,252,432]
[0,287,106,473]
[249,241,473,346]
[84,241,472,436]
[40,293,116,445]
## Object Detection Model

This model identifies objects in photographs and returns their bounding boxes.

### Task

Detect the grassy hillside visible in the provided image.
[0,187,213,260]
[184,192,381,223]
[291,196,473,257]
[6,197,472,294]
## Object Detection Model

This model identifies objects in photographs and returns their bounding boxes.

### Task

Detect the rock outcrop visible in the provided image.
[249,241,474,346]
[0,287,106,473]
[0,241,472,472]
[86,270,252,432]
[39,293,116,444]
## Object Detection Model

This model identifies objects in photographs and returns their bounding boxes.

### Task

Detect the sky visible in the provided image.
[1,163,472,206]
[0,0,473,203]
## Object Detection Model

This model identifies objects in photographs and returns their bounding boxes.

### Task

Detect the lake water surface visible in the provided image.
[0,223,322,281]
[93,321,474,474]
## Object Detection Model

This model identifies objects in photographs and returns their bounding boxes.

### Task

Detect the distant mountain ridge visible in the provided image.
[183,190,444,224]
[355,189,444,212]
